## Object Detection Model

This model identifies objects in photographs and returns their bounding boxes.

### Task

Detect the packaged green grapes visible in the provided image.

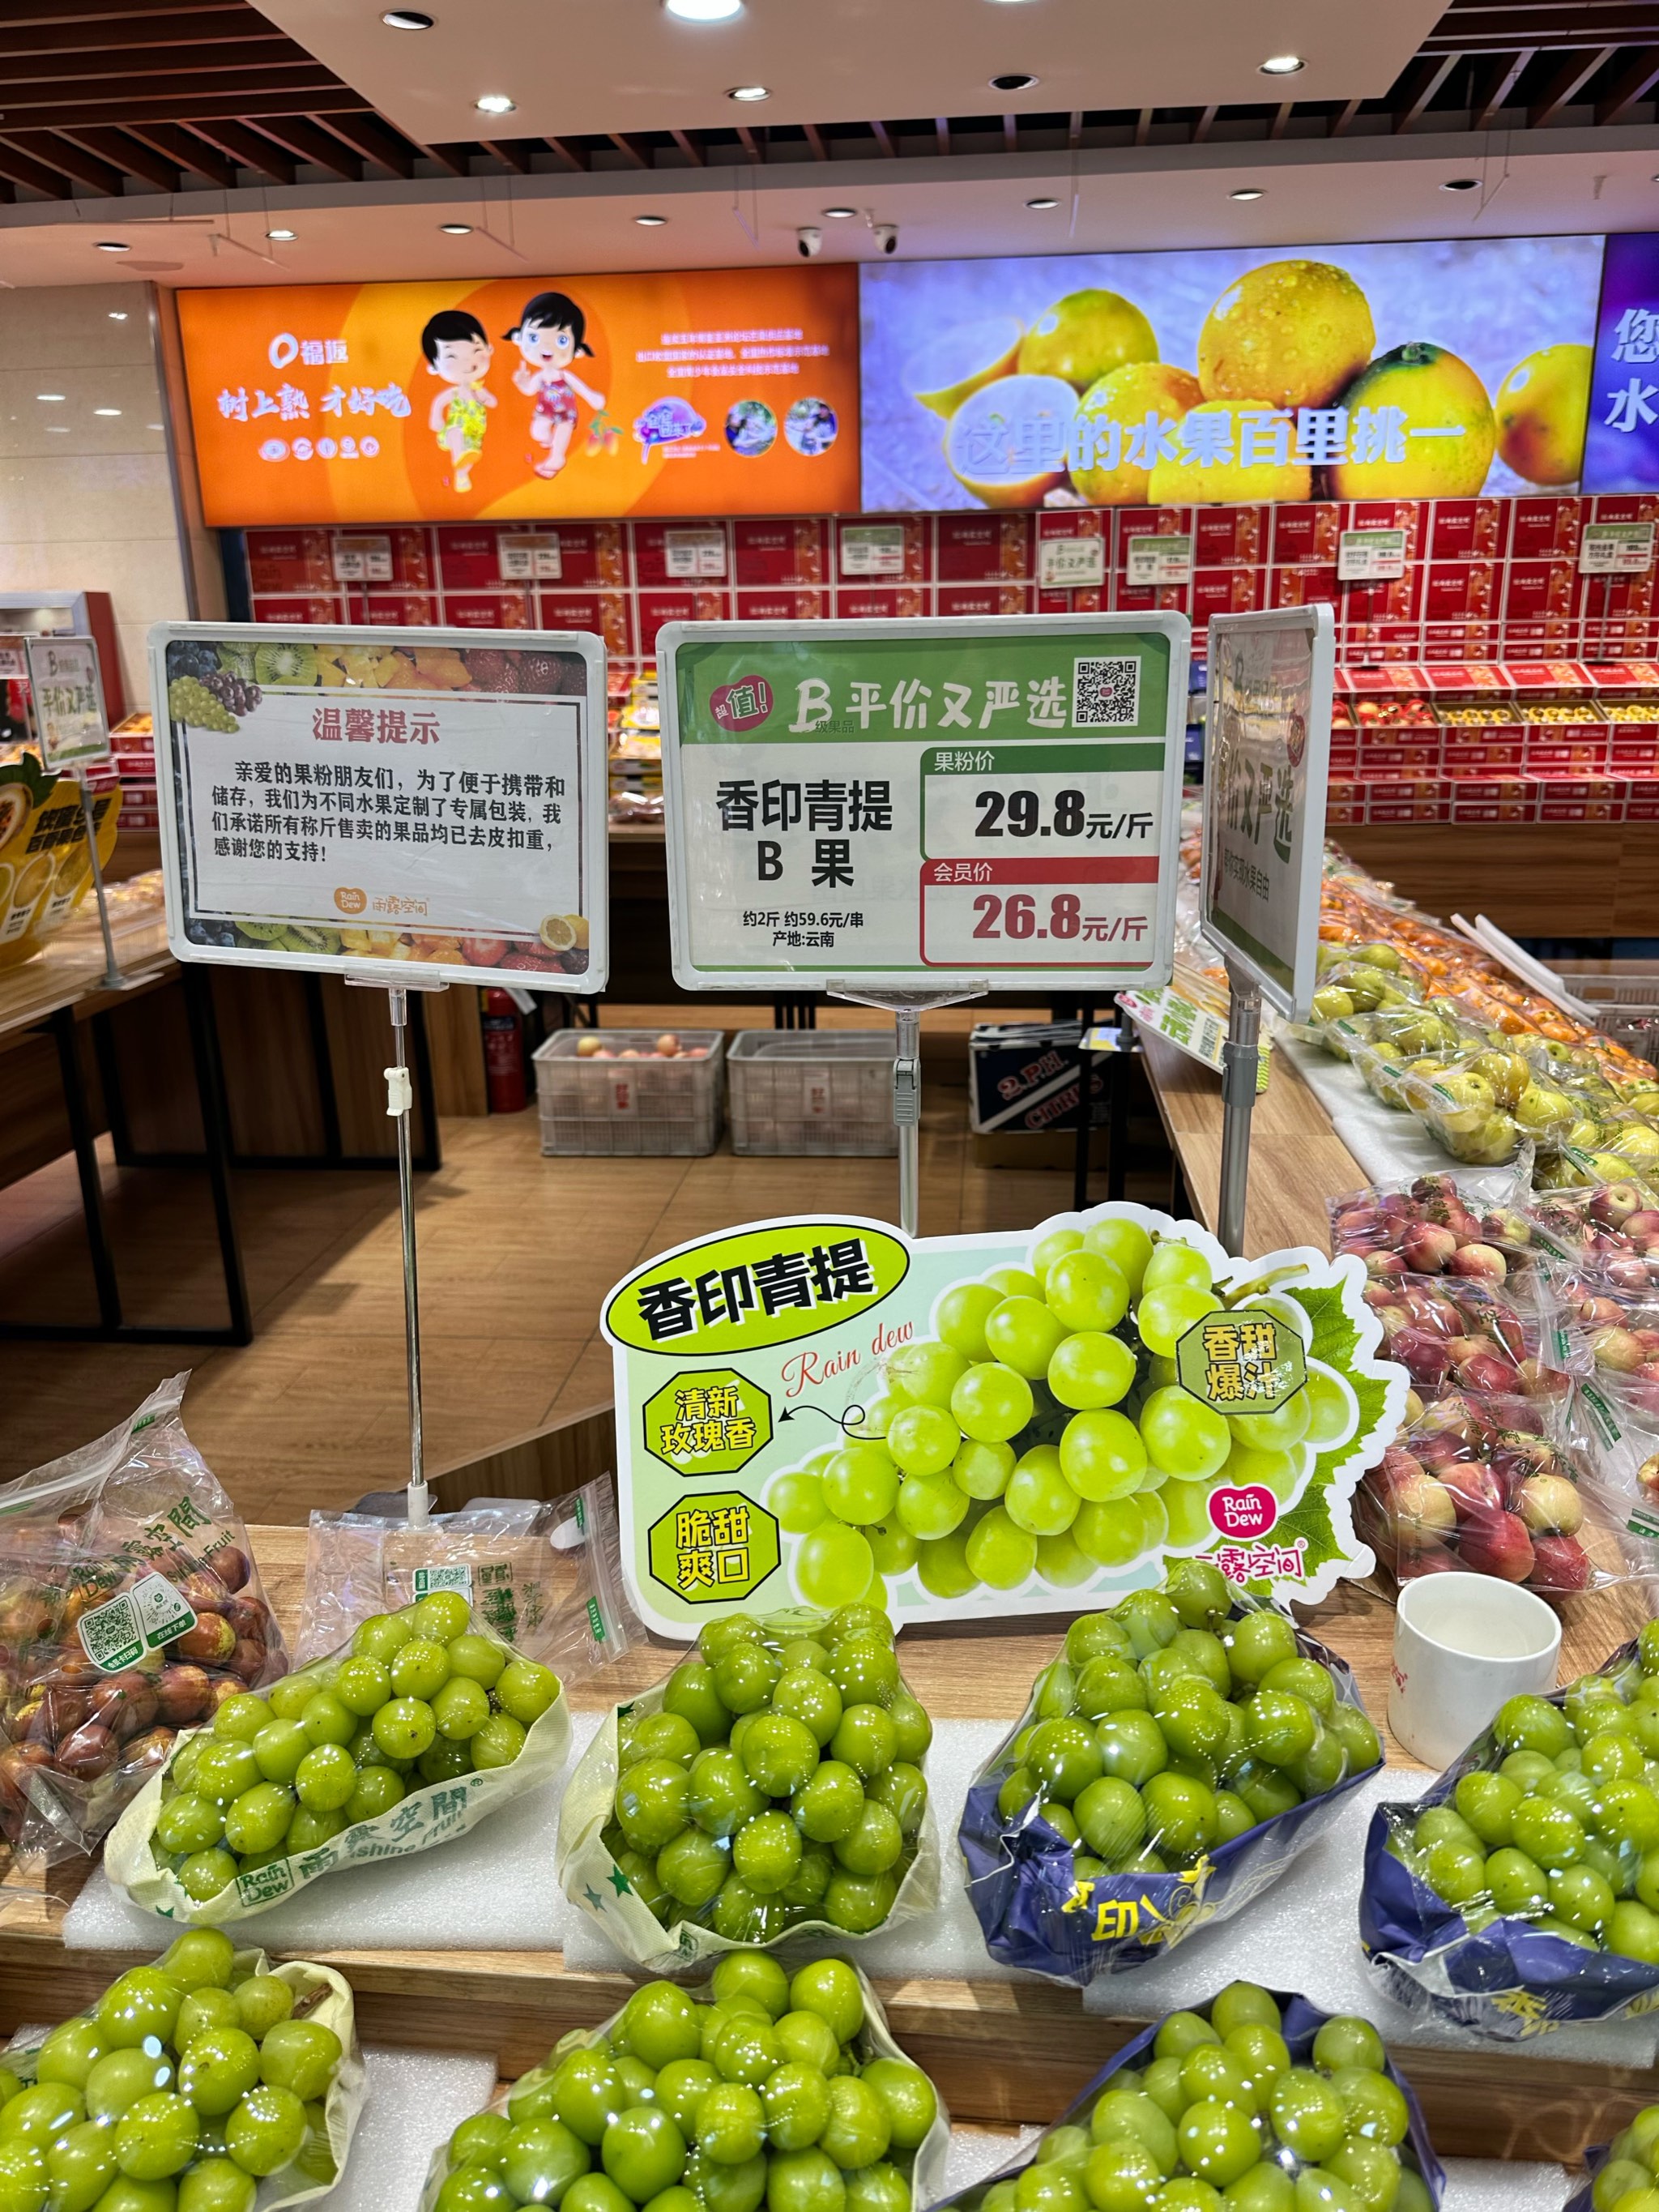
[556,1605,938,1971]
[602,1202,1405,1637]
[1563,2106,1659,2212]
[418,1946,950,2212]
[106,1591,569,1925]
[1361,1631,1659,2039]
[0,1933,363,2211]
[960,1565,1383,1984]
[928,1984,1443,2212]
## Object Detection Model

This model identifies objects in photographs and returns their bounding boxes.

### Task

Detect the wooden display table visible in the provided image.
[0,1522,1648,2164]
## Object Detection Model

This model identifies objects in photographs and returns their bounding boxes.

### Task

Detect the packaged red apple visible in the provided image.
[1522,1181,1659,1292]
[1358,1270,1581,1413]
[1555,1276,1659,1432]
[0,1376,286,1870]
[105,1589,569,1924]
[1328,1171,1538,1283]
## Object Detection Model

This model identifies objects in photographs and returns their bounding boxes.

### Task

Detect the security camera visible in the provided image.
[796,224,822,258]
[873,222,898,256]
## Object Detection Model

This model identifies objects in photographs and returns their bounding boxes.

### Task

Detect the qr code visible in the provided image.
[1073,655,1141,728]
[77,1595,139,1671]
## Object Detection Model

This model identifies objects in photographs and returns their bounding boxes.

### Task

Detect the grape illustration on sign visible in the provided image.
[604,1201,1405,1638]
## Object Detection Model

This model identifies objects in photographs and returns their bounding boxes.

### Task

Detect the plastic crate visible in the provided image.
[727,1030,896,1157]
[1567,973,1659,1066]
[533,1030,725,1156]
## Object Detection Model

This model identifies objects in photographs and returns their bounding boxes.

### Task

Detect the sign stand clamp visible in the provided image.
[827,980,987,1238]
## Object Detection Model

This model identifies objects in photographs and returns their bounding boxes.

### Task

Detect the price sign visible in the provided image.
[659,615,1189,991]
[1199,604,1334,1020]
[26,635,108,769]
[1581,522,1657,575]
[151,621,609,994]
[1127,535,1192,587]
[839,524,908,579]
[1038,534,1107,590]
[664,528,728,580]
[1337,529,1407,583]
[331,535,393,583]
[498,535,564,582]
[0,638,29,682]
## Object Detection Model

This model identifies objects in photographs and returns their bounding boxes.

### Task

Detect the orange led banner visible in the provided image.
[178,268,859,527]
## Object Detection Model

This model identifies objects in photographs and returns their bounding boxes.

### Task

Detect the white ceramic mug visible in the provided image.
[1388,1570,1562,1770]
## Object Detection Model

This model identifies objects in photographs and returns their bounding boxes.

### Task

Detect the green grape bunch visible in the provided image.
[968,1984,1434,2212]
[0,1930,352,2212]
[598,1607,931,1946]
[1395,1624,1659,1967]
[424,1948,943,2212]
[766,1214,1359,1612]
[1585,2100,1659,2212]
[146,1590,561,1909]
[991,1564,1381,1881]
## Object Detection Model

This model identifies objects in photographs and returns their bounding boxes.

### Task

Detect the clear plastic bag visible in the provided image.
[0,1375,287,1868]
[1521,1181,1659,1292]
[295,1479,641,1681]
[1358,1267,1582,1410]
[1328,1168,1538,1283]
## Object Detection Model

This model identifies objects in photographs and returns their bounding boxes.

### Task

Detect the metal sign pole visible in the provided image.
[1217,956,1262,1259]
[828,978,987,1240]
[75,769,122,989]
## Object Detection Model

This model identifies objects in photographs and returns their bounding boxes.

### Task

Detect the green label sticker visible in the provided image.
[76,1571,198,1674]
[606,1220,909,1356]
[647,1492,781,1603]
[644,1369,773,1476]
[1175,1312,1307,1412]
[413,1563,472,1598]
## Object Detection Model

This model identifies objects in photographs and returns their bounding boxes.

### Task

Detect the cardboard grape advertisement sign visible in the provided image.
[605,1200,1404,1637]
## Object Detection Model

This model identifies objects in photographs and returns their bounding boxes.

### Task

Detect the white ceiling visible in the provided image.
[248,0,1445,147]
[0,137,1653,291]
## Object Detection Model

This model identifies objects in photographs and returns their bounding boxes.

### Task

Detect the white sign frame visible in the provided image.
[664,528,729,580]
[1337,529,1408,583]
[659,613,1191,996]
[1199,603,1334,1023]
[1580,521,1657,576]
[150,621,609,995]
[1127,535,1194,587]
[1038,534,1107,591]
[838,524,908,579]
[27,634,109,770]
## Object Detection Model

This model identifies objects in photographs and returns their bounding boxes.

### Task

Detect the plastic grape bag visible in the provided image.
[923,1987,1444,2212]
[0,1374,288,1873]
[957,1582,1384,1984]
[1359,1633,1659,2039]
[416,1949,949,2212]
[295,1479,640,1679]
[104,1602,570,1925]
[2,1943,365,2211]
[555,1608,940,1974]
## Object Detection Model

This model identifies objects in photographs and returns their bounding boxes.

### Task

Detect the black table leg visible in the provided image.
[53,1005,122,1331]
[184,967,253,1345]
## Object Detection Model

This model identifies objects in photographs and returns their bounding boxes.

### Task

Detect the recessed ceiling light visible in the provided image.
[635,213,668,225]
[1440,177,1479,191]
[1229,187,1265,201]
[267,227,296,241]
[1026,195,1059,209]
[109,310,128,320]
[440,221,473,233]
[665,0,742,17]
[94,408,122,416]
[727,83,769,100]
[36,394,64,402]
[382,9,433,23]
[823,207,856,219]
[475,92,515,113]
[991,71,1038,90]
[95,240,130,253]
[1258,53,1303,73]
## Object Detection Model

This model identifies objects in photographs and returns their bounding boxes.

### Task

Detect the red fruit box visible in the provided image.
[638,588,728,650]
[1326,781,1364,824]
[1510,497,1582,559]
[1035,587,1105,614]
[247,527,335,594]
[834,586,929,619]
[836,515,929,581]
[248,593,343,624]
[555,523,625,587]
[1268,565,1338,611]
[1610,731,1659,771]
[1440,737,1525,773]
[1269,503,1341,564]
[1428,499,1510,562]
[936,583,1031,617]
[1626,778,1659,819]
[1423,561,1499,622]
[631,522,731,587]
[1452,779,1539,822]
[1111,580,1191,615]
[1193,507,1268,566]
[940,513,1033,579]
[362,594,437,627]
[442,591,534,629]
[1523,727,1610,771]
[1589,495,1659,525]
[436,527,518,591]
[1192,567,1265,626]
[1531,775,1626,821]
[734,519,829,586]
[1355,734,1444,772]
[1363,779,1452,822]
[734,589,825,621]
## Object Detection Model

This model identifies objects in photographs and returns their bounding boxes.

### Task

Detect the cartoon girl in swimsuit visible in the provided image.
[421,309,496,493]
[505,291,605,480]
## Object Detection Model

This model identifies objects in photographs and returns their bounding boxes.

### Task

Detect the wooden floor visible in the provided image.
[0,1006,1168,1517]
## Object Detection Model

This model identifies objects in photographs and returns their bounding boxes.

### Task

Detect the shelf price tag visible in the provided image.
[1337,528,1407,583]
[331,535,393,583]
[497,535,563,582]
[659,615,1190,991]
[27,635,109,769]
[838,524,908,578]
[664,528,729,579]
[1038,534,1107,590]
[1126,535,1192,587]
[1581,521,1657,575]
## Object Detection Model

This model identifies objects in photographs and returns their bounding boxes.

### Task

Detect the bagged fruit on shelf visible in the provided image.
[1520,1181,1659,1292]
[104,1587,569,1924]
[1,1930,363,2209]
[1551,1275,1659,1436]
[1360,1632,1659,2038]
[926,1983,1443,2212]
[294,1478,641,1675]
[1328,1170,1538,1283]
[1359,1266,1580,1412]
[958,1564,1382,1984]
[556,1605,937,1971]
[0,1375,287,1873]
[1392,1054,1530,1168]
[1559,2104,1659,2212]
[419,1945,949,2212]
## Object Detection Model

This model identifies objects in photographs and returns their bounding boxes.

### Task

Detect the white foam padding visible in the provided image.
[315,2045,498,2212]
[562,1718,1016,1978]
[1079,1763,1659,2065]
[66,1712,604,1954]
[1276,1034,1451,1194]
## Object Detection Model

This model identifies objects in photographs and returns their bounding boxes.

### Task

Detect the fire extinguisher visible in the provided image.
[481,989,527,1112]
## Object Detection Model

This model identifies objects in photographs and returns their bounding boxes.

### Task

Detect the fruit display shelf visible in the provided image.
[0,1521,1653,2171]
